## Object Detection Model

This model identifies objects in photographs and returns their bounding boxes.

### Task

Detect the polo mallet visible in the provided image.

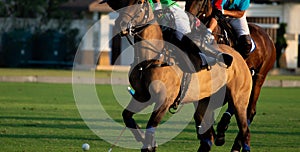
[108,127,126,152]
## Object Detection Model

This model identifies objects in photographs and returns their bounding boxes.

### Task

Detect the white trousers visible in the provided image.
[227,12,250,37]
[169,6,191,40]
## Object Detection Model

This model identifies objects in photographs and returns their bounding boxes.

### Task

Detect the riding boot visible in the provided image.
[182,32,233,68]
[201,40,233,68]
[237,34,252,59]
[179,35,209,70]
[198,134,213,152]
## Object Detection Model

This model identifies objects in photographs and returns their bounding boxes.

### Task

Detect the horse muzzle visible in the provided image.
[116,17,133,36]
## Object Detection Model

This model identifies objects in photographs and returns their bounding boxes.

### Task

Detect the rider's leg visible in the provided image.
[169,5,191,40]
[237,34,252,58]
[228,13,252,58]
[170,5,233,68]
[181,31,233,68]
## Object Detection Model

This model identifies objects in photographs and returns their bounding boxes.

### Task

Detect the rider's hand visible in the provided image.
[154,9,164,19]
[153,2,163,18]
[213,9,225,21]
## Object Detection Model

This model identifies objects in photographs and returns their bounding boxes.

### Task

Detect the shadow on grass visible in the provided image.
[250,130,300,136]
[0,134,101,141]
[0,116,128,130]
[0,123,88,130]
[0,116,83,122]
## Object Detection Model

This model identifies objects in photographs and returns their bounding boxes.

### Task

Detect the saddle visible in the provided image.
[155,8,236,73]
[155,9,219,73]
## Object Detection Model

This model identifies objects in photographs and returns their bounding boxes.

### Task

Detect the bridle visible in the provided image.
[192,0,237,50]
[104,0,173,67]
[117,0,167,59]
[119,0,156,36]
[195,0,209,20]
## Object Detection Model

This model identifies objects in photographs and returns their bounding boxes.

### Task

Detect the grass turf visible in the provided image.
[0,82,300,151]
[0,68,128,79]
[0,68,299,80]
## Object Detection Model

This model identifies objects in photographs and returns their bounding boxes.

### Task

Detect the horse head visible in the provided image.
[103,0,154,36]
[185,0,212,23]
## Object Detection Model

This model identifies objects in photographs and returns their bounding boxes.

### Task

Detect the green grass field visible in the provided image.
[0,68,128,79]
[0,82,300,152]
[0,68,299,80]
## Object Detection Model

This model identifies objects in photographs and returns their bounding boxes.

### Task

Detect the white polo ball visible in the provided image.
[82,143,90,151]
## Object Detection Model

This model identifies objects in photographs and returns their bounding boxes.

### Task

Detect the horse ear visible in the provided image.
[99,0,108,4]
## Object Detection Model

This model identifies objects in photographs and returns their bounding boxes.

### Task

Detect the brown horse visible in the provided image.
[104,0,253,151]
[185,0,276,150]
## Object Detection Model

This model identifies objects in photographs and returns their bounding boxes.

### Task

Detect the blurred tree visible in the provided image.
[0,0,81,67]
[0,0,76,30]
[45,0,70,19]
[275,23,288,68]
[0,1,9,17]
[1,0,47,18]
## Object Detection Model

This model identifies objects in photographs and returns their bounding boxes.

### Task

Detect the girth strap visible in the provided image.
[169,72,191,114]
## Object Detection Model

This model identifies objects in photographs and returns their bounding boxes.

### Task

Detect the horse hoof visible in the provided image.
[242,150,250,152]
[242,145,250,152]
[231,144,241,152]
[214,136,225,146]
[141,147,157,152]
[214,133,225,146]
[198,141,211,152]
[198,146,211,152]
[141,148,150,152]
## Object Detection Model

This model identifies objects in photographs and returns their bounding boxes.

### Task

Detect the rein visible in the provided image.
[122,0,160,54]
[122,1,173,67]
[126,1,156,36]
[195,0,209,18]
[193,0,236,46]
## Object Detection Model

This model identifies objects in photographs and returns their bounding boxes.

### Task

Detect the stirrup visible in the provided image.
[199,53,214,70]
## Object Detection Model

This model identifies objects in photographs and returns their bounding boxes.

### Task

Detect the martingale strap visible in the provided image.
[169,72,191,114]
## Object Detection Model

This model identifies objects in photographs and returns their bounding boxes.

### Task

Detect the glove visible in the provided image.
[154,9,164,19]
[213,9,225,21]
[153,2,163,19]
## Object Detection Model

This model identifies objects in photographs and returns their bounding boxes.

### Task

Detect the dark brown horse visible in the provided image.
[185,0,276,150]
[104,0,253,151]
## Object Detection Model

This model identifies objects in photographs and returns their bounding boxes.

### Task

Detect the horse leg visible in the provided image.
[142,98,174,152]
[230,74,265,152]
[215,103,234,146]
[248,73,265,124]
[229,72,267,151]
[122,98,153,142]
[194,98,215,152]
[231,96,251,152]
[229,73,266,151]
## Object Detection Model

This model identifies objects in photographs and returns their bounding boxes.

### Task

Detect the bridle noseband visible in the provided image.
[118,0,173,68]
[120,0,155,36]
